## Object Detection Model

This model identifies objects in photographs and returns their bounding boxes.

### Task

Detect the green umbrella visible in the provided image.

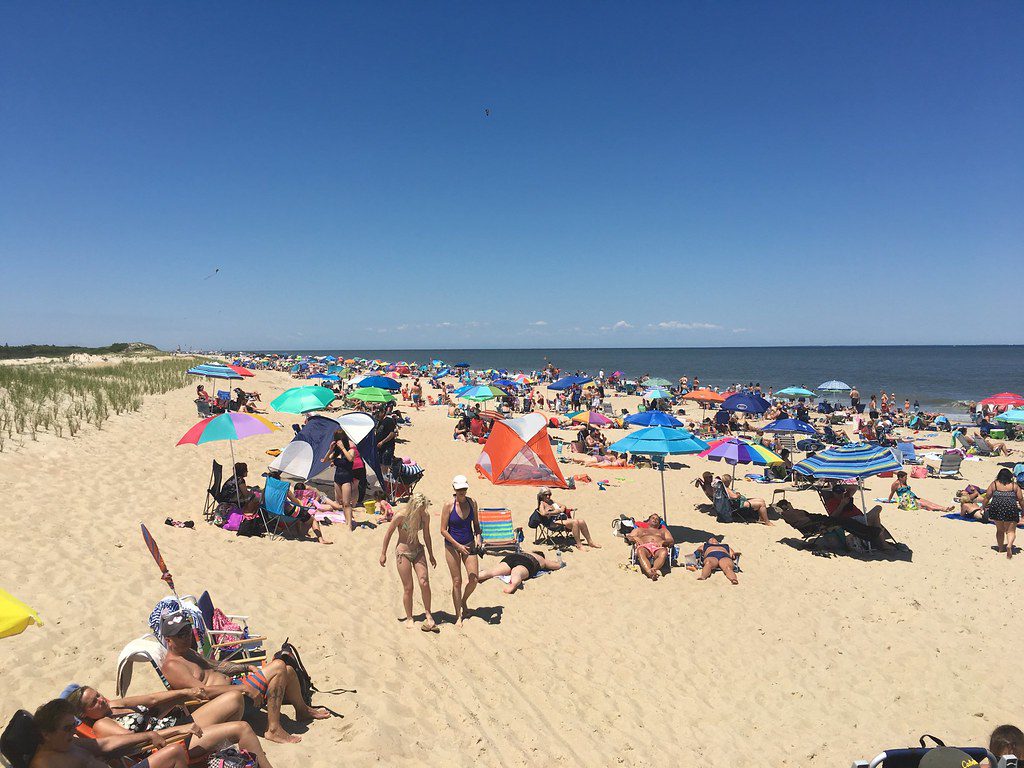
[270,386,336,414]
[349,387,396,403]
[458,384,506,403]
[646,377,672,387]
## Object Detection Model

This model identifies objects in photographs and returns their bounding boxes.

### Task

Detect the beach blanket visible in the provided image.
[941,512,992,525]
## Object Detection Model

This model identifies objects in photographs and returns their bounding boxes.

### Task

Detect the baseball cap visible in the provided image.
[159,611,192,637]
[452,475,469,490]
[920,747,980,768]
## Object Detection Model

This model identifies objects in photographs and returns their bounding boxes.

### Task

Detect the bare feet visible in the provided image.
[403,617,415,629]
[696,574,709,581]
[651,570,660,581]
[298,706,331,721]
[265,727,301,744]
[586,541,602,548]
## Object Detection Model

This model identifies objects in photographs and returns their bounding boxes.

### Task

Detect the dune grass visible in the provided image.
[0,357,205,451]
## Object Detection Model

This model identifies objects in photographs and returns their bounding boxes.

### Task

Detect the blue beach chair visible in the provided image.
[259,476,306,539]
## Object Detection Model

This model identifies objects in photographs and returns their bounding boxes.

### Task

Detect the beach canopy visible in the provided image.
[623,411,683,428]
[761,418,818,435]
[349,387,396,403]
[818,380,850,392]
[775,387,816,399]
[271,386,336,414]
[0,588,42,639]
[270,412,383,486]
[793,442,902,480]
[721,392,771,414]
[176,412,278,446]
[681,389,726,404]
[979,393,1024,409]
[995,408,1024,424]
[358,375,402,391]
[570,410,614,427]
[475,413,567,488]
[548,375,592,390]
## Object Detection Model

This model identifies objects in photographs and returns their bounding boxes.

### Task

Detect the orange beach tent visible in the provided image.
[475,413,568,488]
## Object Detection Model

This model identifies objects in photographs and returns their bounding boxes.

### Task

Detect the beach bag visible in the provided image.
[223,512,244,532]
[910,466,928,479]
[236,516,263,537]
[611,515,634,537]
[207,746,258,768]
[274,639,317,706]
[898,493,920,511]
[1,711,39,768]
[528,510,544,529]
[211,608,243,654]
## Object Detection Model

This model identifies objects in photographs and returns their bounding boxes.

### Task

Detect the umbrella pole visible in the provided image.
[229,440,241,508]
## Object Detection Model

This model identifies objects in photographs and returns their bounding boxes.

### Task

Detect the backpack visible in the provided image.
[1,711,40,768]
[274,640,317,706]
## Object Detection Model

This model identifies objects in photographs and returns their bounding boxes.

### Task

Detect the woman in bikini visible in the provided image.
[323,429,357,531]
[440,475,482,627]
[380,493,439,632]
[695,537,740,585]
[959,484,987,521]
[478,550,564,594]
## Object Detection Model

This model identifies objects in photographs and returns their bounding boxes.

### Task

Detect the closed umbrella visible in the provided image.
[271,386,336,414]
[609,427,709,522]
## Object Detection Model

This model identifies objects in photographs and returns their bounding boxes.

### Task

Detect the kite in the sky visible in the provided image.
[484,109,490,117]
[204,268,220,280]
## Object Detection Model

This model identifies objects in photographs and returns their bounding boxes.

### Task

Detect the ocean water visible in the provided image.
[260,346,1024,413]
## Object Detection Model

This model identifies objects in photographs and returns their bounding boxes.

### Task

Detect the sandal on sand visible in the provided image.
[421,623,440,633]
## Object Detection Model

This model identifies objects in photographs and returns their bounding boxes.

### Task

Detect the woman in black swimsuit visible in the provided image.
[323,429,357,531]
[478,550,564,594]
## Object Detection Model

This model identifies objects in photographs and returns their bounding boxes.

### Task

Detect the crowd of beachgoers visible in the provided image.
[5,352,1024,768]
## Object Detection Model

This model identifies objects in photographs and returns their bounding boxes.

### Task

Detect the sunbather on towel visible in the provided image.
[695,538,740,584]
[66,685,275,768]
[28,698,188,768]
[958,485,987,521]
[720,476,773,526]
[159,612,330,745]
[626,514,675,581]
[564,453,630,468]
[478,550,564,594]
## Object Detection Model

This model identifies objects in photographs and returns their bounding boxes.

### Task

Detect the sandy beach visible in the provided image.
[2,365,1021,767]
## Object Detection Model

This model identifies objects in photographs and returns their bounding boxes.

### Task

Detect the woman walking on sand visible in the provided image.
[985,468,1023,559]
[440,475,482,626]
[380,493,438,632]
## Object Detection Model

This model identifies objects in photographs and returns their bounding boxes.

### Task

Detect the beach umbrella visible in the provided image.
[357,375,402,391]
[761,418,818,436]
[548,375,593,391]
[271,386,336,414]
[624,411,684,428]
[699,437,783,479]
[681,388,726,404]
[187,364,243,381]
[995,408,1024,424]
[349,387,396,403]
[454,362,470,368]
[177,412,279,505]
[775,387,816,400]
[721,392,771,414]
[818,380,850,392]
[227,365,255,377]
[643,388,674,401]
[570,410,614,427]
[609,427,709,523]
[513,374,532,384]
[980,393,1024,409]
[459,384,506,403]
[645,377,672,387]
[792,441,902,512]
[0,588,42,639]
[492,378,518,389]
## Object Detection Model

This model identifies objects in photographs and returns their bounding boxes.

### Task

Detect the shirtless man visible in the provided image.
[29,698,188,768]
[626,514,675,581]
[158,612,329,745]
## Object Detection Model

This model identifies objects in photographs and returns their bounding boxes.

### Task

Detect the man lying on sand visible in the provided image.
[478,550,564,594]
[626,514,675,581]
[29,698,188,768]
[158,612,329,745]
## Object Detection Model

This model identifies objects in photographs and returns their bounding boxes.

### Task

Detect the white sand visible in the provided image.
[1,368,1020,767]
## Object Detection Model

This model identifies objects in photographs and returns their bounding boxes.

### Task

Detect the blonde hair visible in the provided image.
[402,493,430,531]
[536,489,553,504]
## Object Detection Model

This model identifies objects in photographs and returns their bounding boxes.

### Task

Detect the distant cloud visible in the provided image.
[529,320,548,326]
[612,320,632,330]
[732,327,749,333]
[649,321,722,331]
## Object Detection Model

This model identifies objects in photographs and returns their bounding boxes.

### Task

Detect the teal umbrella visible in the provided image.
[643,388,673,400]
[270,386,336,414]
[996,408,1024,424]
[608,427,709,523]
[775,387,816,399]
[646,377,672,387]
[458,384,506,403]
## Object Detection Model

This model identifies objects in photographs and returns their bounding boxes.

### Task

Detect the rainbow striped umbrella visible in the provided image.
[700,437,783,478]
[793,441,903,512]
[570,410,614,426]
[177,413,278,505]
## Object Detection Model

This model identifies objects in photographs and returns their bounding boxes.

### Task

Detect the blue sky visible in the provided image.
[1,2,1021,350]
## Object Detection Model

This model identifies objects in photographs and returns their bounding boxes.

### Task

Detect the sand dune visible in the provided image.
[1,368,1020,767]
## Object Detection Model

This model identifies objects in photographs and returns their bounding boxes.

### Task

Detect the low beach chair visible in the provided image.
[196,591,265,664]
[933,452,964,479]
[851,743,995,768]
[621,518,678,573]
[776,433,797,454]
[971,436,997,456]
[479,508,522,554]
[954,432,974,452]
[259,476,307,539]
[530,508,574,548]
[894,442,921,464]
[195,399,214,418]
[712,480,756,524]
[602,402,615,417]
[115,635,174,697]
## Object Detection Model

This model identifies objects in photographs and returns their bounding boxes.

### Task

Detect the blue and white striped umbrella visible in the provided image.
[793,442,901,480]
[818,380,851,392]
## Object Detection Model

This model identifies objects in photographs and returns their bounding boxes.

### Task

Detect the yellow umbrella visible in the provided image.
[0,588,42,639]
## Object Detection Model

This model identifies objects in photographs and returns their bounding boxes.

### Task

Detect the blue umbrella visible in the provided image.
[624,411,684,428]
[721,392,771,414]
[431,368,450,379]
[492,378,517,389]
[357,375,401,391]
[548,375,593,390]
[454,362,470,368]
[793,442,902,512]
[643,388,674,400]
[761,418,818,436]
[609,427,709,523]
[187,364,243,381]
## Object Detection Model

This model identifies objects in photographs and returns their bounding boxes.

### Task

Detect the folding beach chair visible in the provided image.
[933,452,964,479]
[776,433,798,454]
[115,635,174,697]
[851,741,995,768]
[954,432,974,452]
[712,480,757,524]
[602,402,615,417]
[894,442,921,465]
[478,508,522,554]
[202,460,223,521]
[259,476,307,539]
[972,436,997,456]
[529,508,574,548]
[196,591,265,664]
[196,399,214,418]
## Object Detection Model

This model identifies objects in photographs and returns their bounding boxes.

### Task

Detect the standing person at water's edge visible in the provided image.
[440,475,482,626]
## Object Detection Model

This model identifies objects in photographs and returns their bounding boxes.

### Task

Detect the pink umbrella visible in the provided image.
[571,410,614,427]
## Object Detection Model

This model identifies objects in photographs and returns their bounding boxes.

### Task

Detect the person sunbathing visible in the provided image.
[626,514,675,581]
[958,484,987,521]
[478,550,564,594]
[886,471,953,511]
[693,471,717,504]
[534,489,600,549]
[28,698,188,768]
[65,685,275,768]
[158,612,329,745]
[720,476,773,525]
[695,537,740,584]
[565,452,630,468]
[975,435,1017,456]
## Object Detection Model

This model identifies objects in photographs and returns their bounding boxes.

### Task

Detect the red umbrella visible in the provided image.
[979,392,1024,409]
[228,365,254,377]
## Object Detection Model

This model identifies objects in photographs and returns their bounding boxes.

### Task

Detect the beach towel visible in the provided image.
[941,512,992,525]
